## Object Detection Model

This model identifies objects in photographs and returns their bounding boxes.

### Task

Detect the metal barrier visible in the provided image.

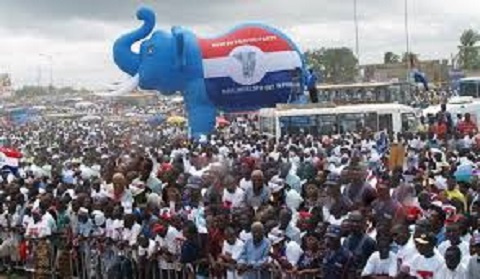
[0,231,322,279]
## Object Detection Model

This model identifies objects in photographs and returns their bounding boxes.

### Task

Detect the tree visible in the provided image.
[384,52,400,64]
[458,29,480,70]
[305,47,358,84]
[402,52,419,65]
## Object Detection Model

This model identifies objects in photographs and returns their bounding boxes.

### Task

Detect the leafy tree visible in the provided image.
[384,52,400,64]
[402,52,419,65]
[305,47,358,83]
[458,29,480,70]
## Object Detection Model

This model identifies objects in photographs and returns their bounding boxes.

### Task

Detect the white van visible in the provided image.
[259,103,419,140]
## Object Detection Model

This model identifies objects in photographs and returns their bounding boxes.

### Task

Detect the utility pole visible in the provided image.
[354,0,360,63]
[405,0,411,81]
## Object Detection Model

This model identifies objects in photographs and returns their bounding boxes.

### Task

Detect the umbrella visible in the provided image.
[216,117,230,127]
[167,116,187,125]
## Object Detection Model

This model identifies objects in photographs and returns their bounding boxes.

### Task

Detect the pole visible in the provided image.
[354,0,360,63]
[405,0,411,80]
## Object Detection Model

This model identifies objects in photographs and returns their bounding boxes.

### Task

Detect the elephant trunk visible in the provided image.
[113,7,155,76]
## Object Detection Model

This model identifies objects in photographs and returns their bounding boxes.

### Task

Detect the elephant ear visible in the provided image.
[172,26,186,68]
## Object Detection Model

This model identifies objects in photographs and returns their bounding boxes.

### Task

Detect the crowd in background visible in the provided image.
[0,98,480,279]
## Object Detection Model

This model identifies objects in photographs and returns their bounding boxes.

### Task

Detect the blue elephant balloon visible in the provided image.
[113,7,306,137]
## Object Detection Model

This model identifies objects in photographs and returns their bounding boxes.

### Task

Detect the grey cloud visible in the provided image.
[0,0,406,39]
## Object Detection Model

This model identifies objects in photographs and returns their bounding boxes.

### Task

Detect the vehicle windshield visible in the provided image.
[459,81,480,98]
[278,112,378,136]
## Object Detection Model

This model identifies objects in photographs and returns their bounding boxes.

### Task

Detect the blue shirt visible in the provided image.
[436,227,447,246]
[307,72,318,90]
[238,238,271,279]
[238,238,270,267]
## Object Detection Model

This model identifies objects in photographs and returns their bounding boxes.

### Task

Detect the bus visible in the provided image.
[316,81,416,105]
[259,103,419,140]
[458,77,480,98]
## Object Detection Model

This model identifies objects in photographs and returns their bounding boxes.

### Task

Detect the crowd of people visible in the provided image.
[0,98,480,279]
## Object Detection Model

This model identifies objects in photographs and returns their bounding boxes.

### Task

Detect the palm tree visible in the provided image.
[458,29,480,69]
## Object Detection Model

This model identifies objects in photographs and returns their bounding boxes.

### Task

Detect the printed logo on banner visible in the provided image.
[198,26,303,110]
[233,50,256,79]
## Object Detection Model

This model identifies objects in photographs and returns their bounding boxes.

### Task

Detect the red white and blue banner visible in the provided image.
[0,147,22,169]
[198,26,303,111]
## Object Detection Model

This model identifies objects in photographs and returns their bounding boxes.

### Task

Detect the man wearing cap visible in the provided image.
[323,224,356,279]
[406,232,444,279]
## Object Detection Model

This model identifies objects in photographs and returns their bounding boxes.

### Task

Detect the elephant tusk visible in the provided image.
[95,74,139,97]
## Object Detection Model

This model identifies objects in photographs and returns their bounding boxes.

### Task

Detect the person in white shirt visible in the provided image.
[361,236,397,278]
[25,210,51,238]
[154,222,182,276]
[137,235,157,278]
[222,175,245,208]
[219,227,245,279]
[406,233,445,279]
[122,214,142,247]
[392,224,418,271]
[434,246,467,279]
[438,223,470,268]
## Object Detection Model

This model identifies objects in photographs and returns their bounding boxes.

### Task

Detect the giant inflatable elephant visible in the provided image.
[113,7,306,137]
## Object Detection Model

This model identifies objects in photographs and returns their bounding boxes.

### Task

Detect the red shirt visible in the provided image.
[433,123,447,139]
[457,120,478,135]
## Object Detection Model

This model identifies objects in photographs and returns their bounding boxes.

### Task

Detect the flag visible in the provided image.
[0,147,22,170]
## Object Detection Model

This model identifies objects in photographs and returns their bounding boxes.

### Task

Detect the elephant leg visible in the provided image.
[184,79,216,138]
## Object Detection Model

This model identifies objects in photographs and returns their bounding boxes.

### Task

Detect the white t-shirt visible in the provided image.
[396,239,419,270]
[156,226,182,270]
[239,178,253,191]
[285,241,303,266]
[122,223,142,247]
[106,219,123,241]
[222,238,245,279]
[437,240,470,267]
[138,239,157,258]
[239,230,252,243]
[25,218,51,238]
[433,264,467,279]
[222,188,245,208]
[409,253,445,279]
[361,251,398,277]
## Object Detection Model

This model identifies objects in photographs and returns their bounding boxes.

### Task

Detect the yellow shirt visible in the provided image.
[445,188,467,210]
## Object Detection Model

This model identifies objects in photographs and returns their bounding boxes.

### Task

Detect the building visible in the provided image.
[0,74,13,99]
[361,60,450,86]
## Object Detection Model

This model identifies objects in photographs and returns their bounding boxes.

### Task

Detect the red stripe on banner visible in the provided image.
[0,147,22,158]
[199,27,293,59]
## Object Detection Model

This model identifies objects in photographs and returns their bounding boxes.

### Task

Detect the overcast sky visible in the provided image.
[0,0,479,89]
